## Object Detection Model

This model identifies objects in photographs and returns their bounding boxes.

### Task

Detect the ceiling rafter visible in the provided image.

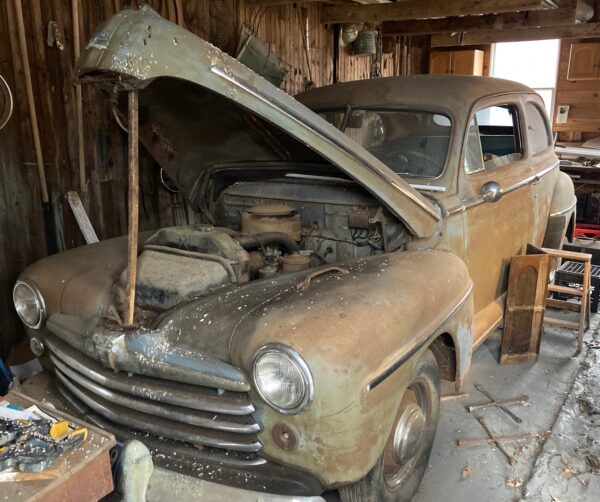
[431,21,600,46]
[322,0,547,24]
[383,2,593,36]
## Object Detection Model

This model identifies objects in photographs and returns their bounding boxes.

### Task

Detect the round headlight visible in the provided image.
[13,281,45,329]
[253,344,314,414]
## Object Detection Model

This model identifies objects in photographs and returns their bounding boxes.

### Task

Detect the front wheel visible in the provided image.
[339,350,440,502]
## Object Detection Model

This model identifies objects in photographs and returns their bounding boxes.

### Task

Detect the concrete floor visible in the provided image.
[414,313,600,502]
[15,312,600,501]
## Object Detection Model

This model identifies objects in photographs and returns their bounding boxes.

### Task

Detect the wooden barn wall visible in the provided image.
[554,38,600,142]
[0,0,428,358]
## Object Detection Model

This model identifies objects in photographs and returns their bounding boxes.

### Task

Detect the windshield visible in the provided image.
[319,109,451,178]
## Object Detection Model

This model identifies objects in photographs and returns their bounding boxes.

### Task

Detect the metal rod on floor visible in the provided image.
[457,432,545,447]
[125,90,139,326]
[477,416,517,466]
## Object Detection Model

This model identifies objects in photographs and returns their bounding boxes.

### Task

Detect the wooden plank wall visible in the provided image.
[0,0,428,358]
[554,38,600,141]
[243,3,334,93]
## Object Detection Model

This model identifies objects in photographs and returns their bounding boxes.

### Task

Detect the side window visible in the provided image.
[525,103,552,154]
[464,104,523,173]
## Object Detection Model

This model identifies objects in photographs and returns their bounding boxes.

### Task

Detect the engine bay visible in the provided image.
[132,176,406,311]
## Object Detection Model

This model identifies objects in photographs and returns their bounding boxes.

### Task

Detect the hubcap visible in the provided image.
[383,380,433,487]
[392,403,426,464]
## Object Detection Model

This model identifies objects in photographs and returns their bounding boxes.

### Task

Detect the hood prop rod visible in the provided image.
[125,90,139,326]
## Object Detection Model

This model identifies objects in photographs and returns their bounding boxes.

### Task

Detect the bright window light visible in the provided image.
[491,40,560,118]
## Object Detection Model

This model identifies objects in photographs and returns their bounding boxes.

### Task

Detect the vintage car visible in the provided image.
[13,7,575,501]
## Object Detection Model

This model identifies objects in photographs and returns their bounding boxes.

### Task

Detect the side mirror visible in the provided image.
[480,181,502,203]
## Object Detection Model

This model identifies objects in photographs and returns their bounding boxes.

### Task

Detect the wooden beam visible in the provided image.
[431,22,600,46]
[246,0,345,5]
[322,0,545,24]
[71,0,85,192]
[383,7,581,36]
[14,0,49,204]
[125,90,139,327]
[67,191,98,244]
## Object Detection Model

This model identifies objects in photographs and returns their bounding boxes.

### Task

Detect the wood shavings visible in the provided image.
[587,455,600,472]
[505,477,522,488]
[561,466,579,477]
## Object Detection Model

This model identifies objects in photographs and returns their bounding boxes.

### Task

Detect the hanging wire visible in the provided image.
[295,4,314,87]
[254,6,267,32]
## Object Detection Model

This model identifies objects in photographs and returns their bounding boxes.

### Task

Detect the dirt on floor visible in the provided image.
[414,313,600,502]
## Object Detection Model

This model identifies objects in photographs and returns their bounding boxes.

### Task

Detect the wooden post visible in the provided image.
[14,0,49,204]
[71,0,86,192]
[125,91,139,326]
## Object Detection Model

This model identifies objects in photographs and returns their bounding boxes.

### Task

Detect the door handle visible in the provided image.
[531,175,541,185]
[480,181,503,203]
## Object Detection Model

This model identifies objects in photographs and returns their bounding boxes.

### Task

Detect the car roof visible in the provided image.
[296,75,536,117]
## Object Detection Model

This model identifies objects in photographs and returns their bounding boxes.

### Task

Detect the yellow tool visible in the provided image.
[49,421,69,439]
[69,427,88,442]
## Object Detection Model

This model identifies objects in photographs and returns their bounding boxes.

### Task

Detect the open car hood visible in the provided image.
[77,6,439,237]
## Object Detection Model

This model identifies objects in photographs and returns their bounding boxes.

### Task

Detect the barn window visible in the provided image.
[491,40,560,118]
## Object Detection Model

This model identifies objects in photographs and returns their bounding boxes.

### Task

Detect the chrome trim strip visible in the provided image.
[367,282,473,392]
[447,162,557,216]
[210,65,441,222]
[550,198,577,218]
[46,334,255,416]
[56,370,263,453]
[504,163,556,195]
[410,184,447,193]
[55,382,268,467]
[447,199,482,216]
[88,414,268,467]
[51,355,260,434]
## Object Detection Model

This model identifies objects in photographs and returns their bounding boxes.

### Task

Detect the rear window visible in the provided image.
[525,103,552,154]
[319,109,451,178]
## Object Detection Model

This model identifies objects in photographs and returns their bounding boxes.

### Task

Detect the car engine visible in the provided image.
[131,176,405,312]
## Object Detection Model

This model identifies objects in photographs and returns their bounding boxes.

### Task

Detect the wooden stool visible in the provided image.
[542,247,592,357]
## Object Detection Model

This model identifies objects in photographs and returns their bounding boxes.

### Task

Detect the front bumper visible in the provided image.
[147,467,325,502]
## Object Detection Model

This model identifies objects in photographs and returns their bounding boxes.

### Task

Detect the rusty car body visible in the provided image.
[13,7,575,501]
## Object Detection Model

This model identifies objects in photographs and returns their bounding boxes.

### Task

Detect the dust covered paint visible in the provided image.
[14,5,575,498]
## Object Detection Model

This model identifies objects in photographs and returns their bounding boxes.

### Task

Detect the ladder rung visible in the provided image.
[544,317,581,330]
[541,248,592,262]
[548,284,584,297]
[546,298,581,312]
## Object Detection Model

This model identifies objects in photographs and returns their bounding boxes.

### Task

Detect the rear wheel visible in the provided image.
[339,351,440,502]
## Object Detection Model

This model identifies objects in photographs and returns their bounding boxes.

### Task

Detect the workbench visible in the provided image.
[0,390,115,501]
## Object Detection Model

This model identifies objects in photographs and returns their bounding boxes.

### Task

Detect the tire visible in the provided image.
[339,350,440,502]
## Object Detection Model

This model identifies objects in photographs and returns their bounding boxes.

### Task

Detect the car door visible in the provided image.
[522,97,560,246]
[455,97,536,346]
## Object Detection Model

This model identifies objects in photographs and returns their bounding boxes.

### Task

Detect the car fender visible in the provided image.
[229,250,473,487]
[543,170,576,247]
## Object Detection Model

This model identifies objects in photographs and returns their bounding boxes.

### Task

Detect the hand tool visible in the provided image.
[477,416,517,466]
[467,395,528,413]
[474,383,524,423]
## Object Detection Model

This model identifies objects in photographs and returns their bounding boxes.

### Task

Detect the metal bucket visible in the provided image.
[353,31,377,57]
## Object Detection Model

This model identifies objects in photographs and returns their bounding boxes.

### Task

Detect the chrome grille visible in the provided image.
[46,334,262,455]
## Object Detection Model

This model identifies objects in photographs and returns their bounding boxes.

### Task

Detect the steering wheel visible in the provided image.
[380,149,440,176]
